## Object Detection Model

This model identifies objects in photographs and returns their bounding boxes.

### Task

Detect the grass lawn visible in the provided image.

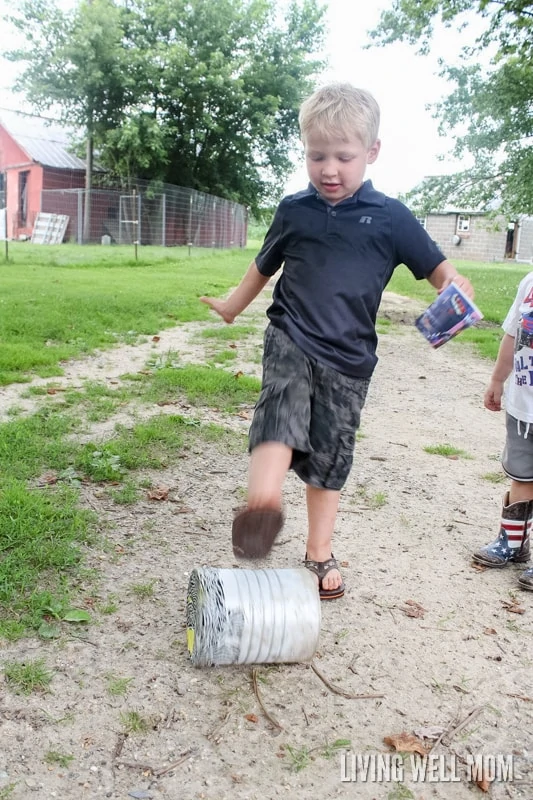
[0,242,252,385]
[2,241,530,386]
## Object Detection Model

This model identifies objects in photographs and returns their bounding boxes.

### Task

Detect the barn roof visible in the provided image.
[13,132,87,170]
[0,111,86,170]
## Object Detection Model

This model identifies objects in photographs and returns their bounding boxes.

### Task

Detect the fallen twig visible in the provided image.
[431,706,485,751]
[311,661,384,700]
[251,668,283,732]
[112,732,128,759]
[506,693,533,702]
[206,711,232,742]
[153,749,196,778]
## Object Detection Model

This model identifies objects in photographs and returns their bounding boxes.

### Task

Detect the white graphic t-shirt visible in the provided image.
[503,271,533,423]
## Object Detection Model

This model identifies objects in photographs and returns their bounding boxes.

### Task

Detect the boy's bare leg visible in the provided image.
[509,479,533,504]
[305,485,342,591]
[247,442,292,508]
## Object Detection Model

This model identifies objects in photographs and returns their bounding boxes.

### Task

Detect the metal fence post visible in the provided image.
[77,191,83,244]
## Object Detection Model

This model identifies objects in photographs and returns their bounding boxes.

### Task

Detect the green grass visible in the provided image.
[482,471,507,484]
[3,657,53,694]
[106,673,133,696]
[0,401,245,638]
[423,443,471,458]
[120,709,151,734]
[124,364,260,411]
[0,479,96,637]
[1,244,529,386]
[196,324,258,340]
[44,750,75,768]
[0,242,252,386]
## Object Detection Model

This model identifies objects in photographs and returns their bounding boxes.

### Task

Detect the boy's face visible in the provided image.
[304,131,380,205]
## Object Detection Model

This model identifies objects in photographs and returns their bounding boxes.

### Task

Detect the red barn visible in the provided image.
[0,115,86,240]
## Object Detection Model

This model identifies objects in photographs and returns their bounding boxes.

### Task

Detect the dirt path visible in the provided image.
[0,286,532,800]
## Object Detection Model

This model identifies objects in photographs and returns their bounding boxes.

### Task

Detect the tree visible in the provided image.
[369,1,533,215]
[103,0,325,211]
[6,0,326,214]
[7,0,135,238]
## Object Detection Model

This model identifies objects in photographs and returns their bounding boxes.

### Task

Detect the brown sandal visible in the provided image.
[232,508,284,559]
[304,554,345,600]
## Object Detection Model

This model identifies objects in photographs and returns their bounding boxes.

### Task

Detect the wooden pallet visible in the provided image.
[31,213,69,245]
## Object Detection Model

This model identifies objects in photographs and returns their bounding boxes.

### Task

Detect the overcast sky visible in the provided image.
[0,0,478,198]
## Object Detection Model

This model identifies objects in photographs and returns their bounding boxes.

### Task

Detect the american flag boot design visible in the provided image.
[472,493,531,568]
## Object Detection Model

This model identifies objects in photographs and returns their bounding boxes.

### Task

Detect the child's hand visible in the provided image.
[200,296,236,324]
[439,274,474,298]
[484,380,504,411]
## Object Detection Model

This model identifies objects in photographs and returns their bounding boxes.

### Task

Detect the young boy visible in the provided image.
[472,272,533,591]
[201,82,474,600]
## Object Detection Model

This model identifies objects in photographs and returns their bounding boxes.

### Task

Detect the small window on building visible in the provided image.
[19,170,29,225]
[456,214,470,233]
[0,173,5,210]
[415,216,427,229]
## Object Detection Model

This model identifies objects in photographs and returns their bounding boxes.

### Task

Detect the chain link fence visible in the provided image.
[41,177,248,248]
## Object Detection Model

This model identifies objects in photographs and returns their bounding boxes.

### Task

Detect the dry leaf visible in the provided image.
[228,342,237,349]
[501,600,526,614]
[471,561,488,572]
[234,371,244,379]
[384,732,430,756]
[474,771,492,792]
[237,411,250,419]
[483,627,497,635]
[148,486,170,501]
[399,600,426,618]
[37,471,58,486]
[152,336,160,342]
[245,714,258,723]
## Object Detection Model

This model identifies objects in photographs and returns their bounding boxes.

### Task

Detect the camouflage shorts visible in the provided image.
[249,324,370,490]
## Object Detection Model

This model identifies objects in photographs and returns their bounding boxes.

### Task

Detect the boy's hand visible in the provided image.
[484,380,504,411]
[200,296,236,324]
[440,273,474,298]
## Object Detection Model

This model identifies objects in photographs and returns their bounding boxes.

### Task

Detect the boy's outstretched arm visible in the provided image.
[484,333,515,412]
[200,260,270,324]
[426,259,474,298]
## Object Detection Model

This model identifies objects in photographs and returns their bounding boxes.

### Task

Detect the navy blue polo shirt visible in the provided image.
[255,180,446,377]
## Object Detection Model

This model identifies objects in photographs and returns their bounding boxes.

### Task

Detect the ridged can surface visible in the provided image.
[186,567,321,666]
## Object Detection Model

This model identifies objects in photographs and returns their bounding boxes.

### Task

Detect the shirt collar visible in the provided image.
[306,180,386,208]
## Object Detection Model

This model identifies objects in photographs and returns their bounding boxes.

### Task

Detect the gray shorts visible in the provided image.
[249,325,370,490]
[503,413,533,482]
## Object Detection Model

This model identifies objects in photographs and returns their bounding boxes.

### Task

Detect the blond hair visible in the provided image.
[299,82,380,149]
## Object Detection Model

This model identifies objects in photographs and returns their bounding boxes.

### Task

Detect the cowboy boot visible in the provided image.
[472,493,531,567]
[518,566,533,591]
